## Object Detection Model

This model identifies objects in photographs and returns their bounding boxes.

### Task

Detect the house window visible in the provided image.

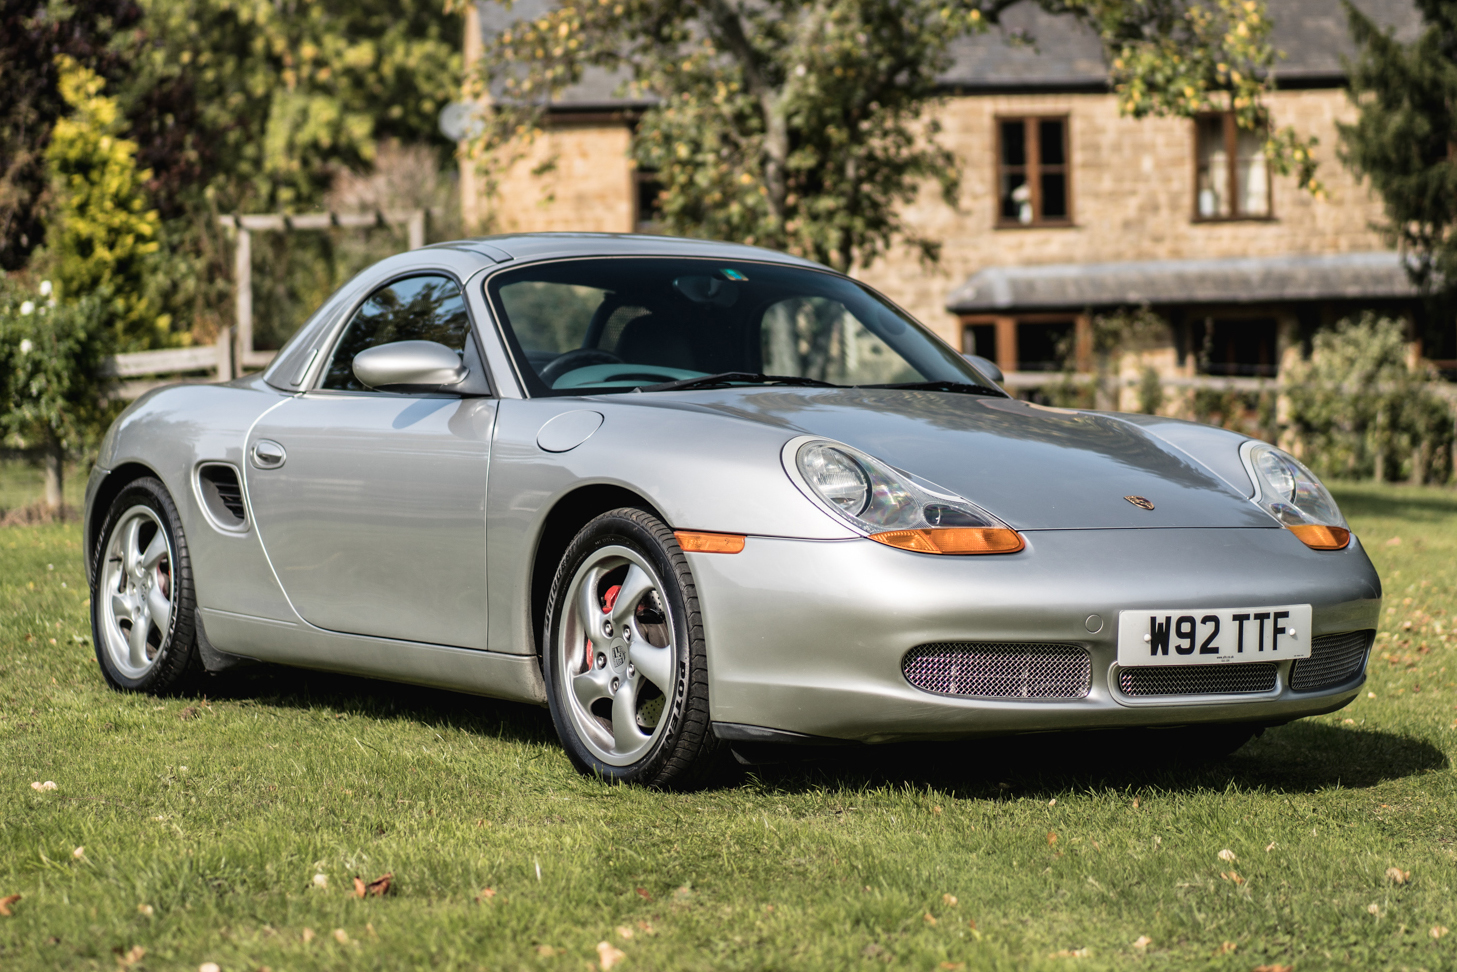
[1195,317,1279,377]
[634,171,663,233]
[1195,114,1270,220]
[997,117,1071,226]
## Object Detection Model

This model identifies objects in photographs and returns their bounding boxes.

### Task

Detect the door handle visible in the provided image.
[251,439,286,469]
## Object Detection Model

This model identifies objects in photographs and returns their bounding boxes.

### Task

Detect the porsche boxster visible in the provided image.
[84,233,1380,786]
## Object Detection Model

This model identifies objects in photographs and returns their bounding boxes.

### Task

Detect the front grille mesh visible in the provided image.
[1290,630,1373,692]
[903,642,1091,700]
[1118,662,1278,697]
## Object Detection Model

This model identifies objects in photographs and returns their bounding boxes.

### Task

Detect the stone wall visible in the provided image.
[467,88,1390,347]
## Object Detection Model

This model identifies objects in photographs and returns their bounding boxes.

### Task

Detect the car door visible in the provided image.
[245,272,496,649]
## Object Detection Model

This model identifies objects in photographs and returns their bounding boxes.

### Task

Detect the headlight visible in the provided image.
[1241,442,1350,550]
[786,438,1023,555]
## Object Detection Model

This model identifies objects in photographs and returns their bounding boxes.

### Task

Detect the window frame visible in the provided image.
[1192,111,1275,223]
[994,114,1074,229]
[309,269,494,397]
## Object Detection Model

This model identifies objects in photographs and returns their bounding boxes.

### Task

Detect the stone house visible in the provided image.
[462,0,1440,403]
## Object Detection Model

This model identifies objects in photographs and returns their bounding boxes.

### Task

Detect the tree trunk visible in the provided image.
[43,438,64,516]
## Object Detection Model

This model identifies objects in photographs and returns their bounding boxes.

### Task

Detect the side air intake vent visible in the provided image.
[1290,630,1373,692]
[197,463,247,531]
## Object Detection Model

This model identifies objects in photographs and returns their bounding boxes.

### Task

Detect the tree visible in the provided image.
[46,55,169,351]
[0,276,112,513]
[1339,0,1457,296]
[0,0,145,272]
[472,0,1320,274]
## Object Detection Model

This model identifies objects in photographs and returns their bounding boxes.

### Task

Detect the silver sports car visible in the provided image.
[85,233,1380,786]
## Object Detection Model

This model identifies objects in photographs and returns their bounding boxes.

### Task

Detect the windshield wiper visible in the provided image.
[635,372,842,393]
[859,380,1007,396]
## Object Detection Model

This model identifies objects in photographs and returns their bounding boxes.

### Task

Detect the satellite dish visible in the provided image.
[439,102,487,141]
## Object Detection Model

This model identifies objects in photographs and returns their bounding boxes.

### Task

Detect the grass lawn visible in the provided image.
[1,477,1455,971]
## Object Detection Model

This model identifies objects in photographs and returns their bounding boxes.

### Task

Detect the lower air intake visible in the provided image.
[1118,662,1277,697]
[1290,630,1373,692]
[903,643,1091,700]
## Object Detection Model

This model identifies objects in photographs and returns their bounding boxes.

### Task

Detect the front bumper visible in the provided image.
[690,527,1381,743]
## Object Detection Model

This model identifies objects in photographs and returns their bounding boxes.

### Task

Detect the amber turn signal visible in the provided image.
[869,527,1025,555]
[1288,524,1350,550]
[674,530,747,554]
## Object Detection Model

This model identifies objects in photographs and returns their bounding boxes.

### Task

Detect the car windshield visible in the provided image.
[484,257,1001,396]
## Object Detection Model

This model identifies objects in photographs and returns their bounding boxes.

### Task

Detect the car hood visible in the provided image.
[624,388,1275,531]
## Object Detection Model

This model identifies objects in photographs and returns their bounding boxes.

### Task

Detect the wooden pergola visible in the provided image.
[217,209,431,374]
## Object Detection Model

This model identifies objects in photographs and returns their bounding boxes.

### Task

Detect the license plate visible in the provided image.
[1117,604,1313,666]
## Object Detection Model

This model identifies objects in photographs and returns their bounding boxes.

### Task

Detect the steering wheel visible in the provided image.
[539,348,623,385]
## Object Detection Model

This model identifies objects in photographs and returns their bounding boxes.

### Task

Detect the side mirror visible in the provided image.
[353,340,468,391]
[963,353,1004,385]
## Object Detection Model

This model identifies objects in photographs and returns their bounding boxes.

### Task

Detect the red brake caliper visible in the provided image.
[585,584,622,670]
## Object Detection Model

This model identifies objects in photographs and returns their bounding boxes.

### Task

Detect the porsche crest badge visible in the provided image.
[1124,495,1155,510]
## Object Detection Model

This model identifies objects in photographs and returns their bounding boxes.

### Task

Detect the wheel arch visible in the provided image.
[86,462,162,586]
[529,483,667,661]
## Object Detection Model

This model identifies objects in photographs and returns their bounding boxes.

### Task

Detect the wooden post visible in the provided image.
[994,316,1018,377]
[215,325,234,381]
[407,209,427,250]
[1074,314,1093,373]
[233,225,252,372]
[460,2,485,232]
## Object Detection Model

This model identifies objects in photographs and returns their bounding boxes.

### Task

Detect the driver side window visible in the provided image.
[321,275,471,391]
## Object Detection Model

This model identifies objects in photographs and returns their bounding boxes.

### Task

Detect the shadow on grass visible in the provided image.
[193,664,1446,799]
[743,720,1449,799]
[1329,483,1457,524]
[197,663,560,749]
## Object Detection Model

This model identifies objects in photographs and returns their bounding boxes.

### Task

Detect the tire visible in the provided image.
[89,476,200,693]
[542,508,721,788]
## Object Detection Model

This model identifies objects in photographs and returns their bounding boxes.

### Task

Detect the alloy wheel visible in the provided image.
[98,505,175,680]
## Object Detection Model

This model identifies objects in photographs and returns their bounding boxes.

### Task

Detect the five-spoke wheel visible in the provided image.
[544,508,719,787]
[91,477,198,692]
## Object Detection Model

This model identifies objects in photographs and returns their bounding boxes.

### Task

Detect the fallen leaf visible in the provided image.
[1218,848,1238,863]
[635,887,651,901]
[636,921,655,935]
[333,928,349,944]
[475,887,497,902]
[932,805,942,814]
[1251,966,1292,972]
[597,940,626,970]
[1220,871,1245,885]
[1048,798,1056,806]
[1385,867,1410,884]
[1385,536,1402,546]
[616,925,634,940]
[364,873,392,897]
[1368,903,1380,915]
[923,913,938,925]
[672,885,694,902]
[302,928,315,944]
[1212,941,1236,955]
[312,873,328,889]
[1431,925,1449,940]
[1047,947,1089,958]
[1132,935,1151,950]
[942,893,958,906]
[1047,832,1058,846]
[1132,798,1140,809]
[1265,842,1277,853]
[72,846,85,860]
[939,964,965,970]
[1342,718,1355,725]
[199,963,220,972]
[30,781,56,792]
[353,877,366,898]
[137,904,153,916]
[535,945,558,957]
[0,894,19,917]
[117,945,146,967]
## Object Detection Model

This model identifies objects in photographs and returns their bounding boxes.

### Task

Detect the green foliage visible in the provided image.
[1339,0,1457,293]
[45,56,169,352]
[0,276,113,462]
[476,0,1317,272]
[1285,313,1454,483]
